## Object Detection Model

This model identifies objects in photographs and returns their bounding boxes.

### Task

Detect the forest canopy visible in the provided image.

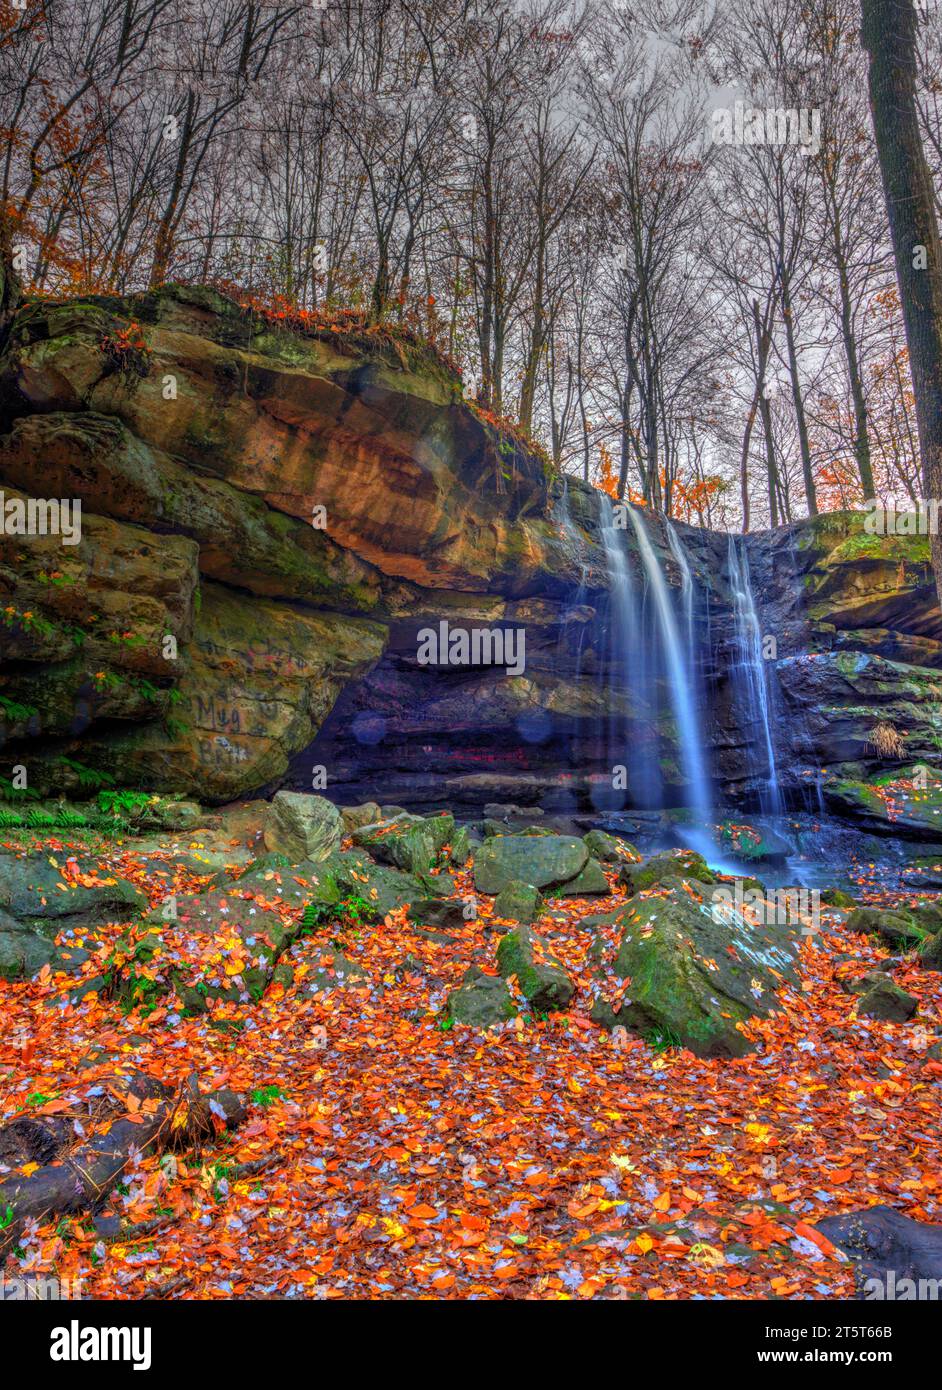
[2,0,940,528]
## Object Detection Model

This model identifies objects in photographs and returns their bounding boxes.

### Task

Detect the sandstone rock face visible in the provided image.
[721,512,942,811]
[1,283,941,816]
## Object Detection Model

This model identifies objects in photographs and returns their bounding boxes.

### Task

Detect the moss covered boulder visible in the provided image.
[856,976,918,1022]
[590,878,800,1057]
[444,966,517,1027]
[918,932,942,972]
[473,834,588,894]
[554,857,610,896]
[492,880,544,925]
[845,906,927,950]
[496,925,574,1012]
[352,812,454,875]
[583,829,637,862]
[0,854,147,935]
[618,849,715,895]
[0,928,56,980]
[310,848,455,926]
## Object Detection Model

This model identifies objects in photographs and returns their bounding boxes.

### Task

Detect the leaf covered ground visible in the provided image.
[1,824,941,1301]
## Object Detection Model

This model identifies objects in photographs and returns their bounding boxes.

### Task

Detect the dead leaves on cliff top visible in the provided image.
[0,837,940,1300]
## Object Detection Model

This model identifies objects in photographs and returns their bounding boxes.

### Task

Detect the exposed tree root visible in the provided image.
[0,1071,245,1251]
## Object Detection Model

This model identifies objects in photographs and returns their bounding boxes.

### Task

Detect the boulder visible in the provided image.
[718,821,789,865]
[352,813,454,875]
[311,849,454,926]
[340,802,381,832]
[444,967,517,1027]
[821,888,857,909]
[911,901,942,934]
[0,930,55,981]
[496,926,574,1012]
[263,792,343,863]
[554,858,609,896]
[815,1206,942,1293]
[846,906,927,950]
[918,932,942,971]
[583,829,636,863]
[448,826,472,866]
[473,834,588,894]
[0,855,147,935]
[590,877,800,1057]
[493,880,544,925]
[856,976,917,1022]
[618,849,715,894]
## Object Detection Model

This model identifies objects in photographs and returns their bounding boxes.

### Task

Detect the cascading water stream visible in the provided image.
[727,533,782,814]
[666,521,695,659]
[623,505,713,826]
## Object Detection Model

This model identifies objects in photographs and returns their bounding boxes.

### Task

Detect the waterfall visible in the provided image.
[597,496,662,808]
[623,504,713,824]
[666,521,695,658]
[727,534,782,814]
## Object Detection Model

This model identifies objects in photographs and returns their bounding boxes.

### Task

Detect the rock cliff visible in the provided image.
[1,283,940,820]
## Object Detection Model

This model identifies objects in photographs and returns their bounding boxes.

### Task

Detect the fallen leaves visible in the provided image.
[0,838,939,1301]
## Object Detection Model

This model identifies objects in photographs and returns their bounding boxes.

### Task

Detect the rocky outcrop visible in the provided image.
[732,513,942,812]
[1,282,941,818]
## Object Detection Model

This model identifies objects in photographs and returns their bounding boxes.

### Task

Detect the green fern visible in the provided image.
[0,694,38,723]
[57,758,115,791]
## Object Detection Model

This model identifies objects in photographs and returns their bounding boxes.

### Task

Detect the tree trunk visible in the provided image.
[0,214,23,349]
[780,269,818,515]
[862,0,942,603]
